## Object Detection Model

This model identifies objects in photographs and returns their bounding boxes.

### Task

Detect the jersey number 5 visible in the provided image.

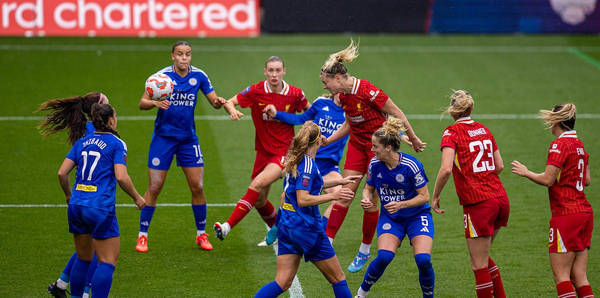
[81,151,101,181]
[469,140,495,173]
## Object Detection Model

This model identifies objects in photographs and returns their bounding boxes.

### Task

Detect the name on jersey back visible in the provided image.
[467,128,486,137]
[82,138,107,150]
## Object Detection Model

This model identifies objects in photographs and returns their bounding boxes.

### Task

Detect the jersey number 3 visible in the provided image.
[469,140,495,173]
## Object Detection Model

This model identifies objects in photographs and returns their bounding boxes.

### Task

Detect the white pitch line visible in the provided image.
[0,203,236,208]
[3,114,600,121]
[1,44,600,53]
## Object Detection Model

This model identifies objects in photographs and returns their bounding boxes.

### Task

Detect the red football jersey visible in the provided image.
[237,80,307,156]
[440,118,508,205]
[338,78,389,149]
[546,131,592,216]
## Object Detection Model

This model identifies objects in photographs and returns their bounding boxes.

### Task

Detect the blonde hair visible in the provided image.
[285,123,321,177]
[443,90,474,119]
[539,103,576,130]
[372,117,406,151]
[321,39,359,77]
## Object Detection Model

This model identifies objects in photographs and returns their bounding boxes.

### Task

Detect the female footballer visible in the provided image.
[431,90,509,298]
[136,41,226,252]
[511,103,593,298]
[355,117,435,298]
[213,56,308,241]
[319,40,426,272]
[254,123,357,298]
[58,103,146,297]
[38,92,108,297]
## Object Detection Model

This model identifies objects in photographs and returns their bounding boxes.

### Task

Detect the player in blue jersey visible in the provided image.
[255,122,359,298]
[38,92,109,298]
[136,41,227,252]
[355,117,435,298]
[57,103,146,298]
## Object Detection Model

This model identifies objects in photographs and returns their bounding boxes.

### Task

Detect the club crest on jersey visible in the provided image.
[189,78,197,86]
[395,174,404,183]
[302,177,310,187]
[356,103,362,111]
[152,157,161,166]
[382,223,391,230]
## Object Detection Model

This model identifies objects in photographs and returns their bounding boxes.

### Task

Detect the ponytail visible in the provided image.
[321,39,359,78]
[539,103,576,130]
[442,90,474,120]
[373,117,406,151]
[285,123,321,177]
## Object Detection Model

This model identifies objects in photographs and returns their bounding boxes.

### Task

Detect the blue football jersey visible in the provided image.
[274,97,348,162]
[366,152,430,220]
[66,132,128,210]
[85,121,95,137]
[280,155,324,231]
[153,65,214,140]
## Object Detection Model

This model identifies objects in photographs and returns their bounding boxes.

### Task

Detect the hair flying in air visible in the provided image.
[373,117,406,151]
[443,90,474,120]
[321,39,359,77]
[91,103,120,138]
[285,122,321,177]
[539,103,576,131]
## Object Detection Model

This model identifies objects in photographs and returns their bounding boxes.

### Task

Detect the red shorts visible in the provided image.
[463,196,509,238]
[548,212,593,253]
[343,141,374,174]
[251,151,285,179]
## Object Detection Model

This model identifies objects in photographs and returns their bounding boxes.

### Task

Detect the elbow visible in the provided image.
[297,200,309,208]
[439,168,452,178]
[495,164,504,174]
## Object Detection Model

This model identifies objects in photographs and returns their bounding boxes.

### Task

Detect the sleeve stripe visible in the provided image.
[401,158,419,174]
[303,155,313,174]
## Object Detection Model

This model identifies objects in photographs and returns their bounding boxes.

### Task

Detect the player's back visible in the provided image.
[441,118,506,205]
[281,156,323,230]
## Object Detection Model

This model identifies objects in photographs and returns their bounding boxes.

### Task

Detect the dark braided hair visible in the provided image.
[91,103,120,138]
[37,92,106,144]
[172,40,191,52]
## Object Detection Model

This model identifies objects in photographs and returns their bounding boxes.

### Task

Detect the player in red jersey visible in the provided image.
[431,90,509,298]
[214,56,309,241]
[319,40,426,272]
[512,103,593,298]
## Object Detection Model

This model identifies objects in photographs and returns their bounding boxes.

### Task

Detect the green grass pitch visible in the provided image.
[0,34,599,297]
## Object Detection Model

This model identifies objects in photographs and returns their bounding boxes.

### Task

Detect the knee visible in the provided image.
[250,178,266,191]
[147,180,165,195]
[274,279,292,291]
[414,253,432,270]
[374,250,395,269]
[190,180,205,195]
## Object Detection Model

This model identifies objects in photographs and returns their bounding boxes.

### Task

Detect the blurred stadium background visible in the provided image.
[1,0,599,297]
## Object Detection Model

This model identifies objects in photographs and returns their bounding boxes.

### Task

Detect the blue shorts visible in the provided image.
[68,204,120,239]
[377,209,434,243]
[277,224,335,262]
[315,158,340,177]
[148,134,204,170]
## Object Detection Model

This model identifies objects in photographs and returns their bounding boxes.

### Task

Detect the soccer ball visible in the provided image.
[145,73,174,101]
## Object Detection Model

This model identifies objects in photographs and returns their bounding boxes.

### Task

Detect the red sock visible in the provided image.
[488,257,506,298]
[361,210,379,244]
[226,188,260,228]
[257,200,277,227]
[556,281,576,298]
[576,285,594,298]
[325,204,349,239]
[474,268,494,298]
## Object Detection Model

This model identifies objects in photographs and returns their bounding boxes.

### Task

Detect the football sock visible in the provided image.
[415,253,435,298]
[474,268,494,298]
[321,216,329,230]
[488,257,506,298]
[227,188,260,228]
[139,205,156,233]
[556,281,576,298]
[362,210,379,245]
[360,250,395,292]
[59,252,78,284]
[359,243,371,255]
[331,280,352,298]
[91,262,116,298]
[84,254,98,295]
[192,204,207,233]
[70,258,91,297]
[576,284,594,298]
[325,204,349,239]
[254,280,284,298]
[257,200,277,227]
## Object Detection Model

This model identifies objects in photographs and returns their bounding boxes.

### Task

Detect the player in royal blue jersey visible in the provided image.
[136,41,227,252]
[355,117,435,298]
[57,104,146,298]
[255,123,359,298]
[38,92,110,298]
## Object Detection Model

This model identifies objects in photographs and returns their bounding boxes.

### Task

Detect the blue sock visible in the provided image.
[415,253,435,298]
[192,204,207,232]
[91,262,116,298]
[321,216,329,230]
[69,257,91,297]
[360,249,395,292]
[84,253,98,294]
[331,280,352,298]
[60,252,78,282]
[139,206,155,233]
[254,280,283,298]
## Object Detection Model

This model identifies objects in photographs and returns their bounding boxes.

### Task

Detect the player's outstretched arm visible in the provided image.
[322,175,362,189]
[432,147,454,214]
[296,188,354,207]
[323,118,350,146]
[511,161,559,187]
[360,184,377,210]
[205,91,227,109]
[57,158,76,203]
[223,95,244,121]
[139,92,169,110]
[114,164,146,209]
[381,99,426,152]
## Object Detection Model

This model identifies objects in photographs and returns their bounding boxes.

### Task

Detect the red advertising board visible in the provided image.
[0,0,259,37]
